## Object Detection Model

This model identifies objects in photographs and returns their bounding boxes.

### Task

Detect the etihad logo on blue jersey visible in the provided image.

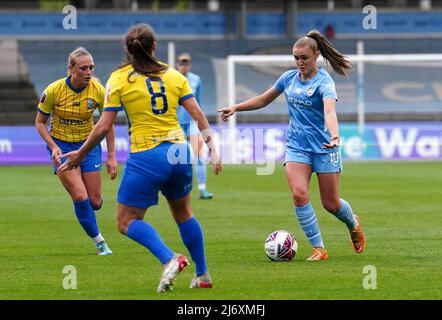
[59,117,85,126]
[287,97,312,108]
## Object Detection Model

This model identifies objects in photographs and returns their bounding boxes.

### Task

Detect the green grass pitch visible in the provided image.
[0,162,441,300]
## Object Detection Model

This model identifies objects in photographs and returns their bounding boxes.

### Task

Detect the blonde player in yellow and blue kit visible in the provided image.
[35,47,117,256]
[60,24,222,293]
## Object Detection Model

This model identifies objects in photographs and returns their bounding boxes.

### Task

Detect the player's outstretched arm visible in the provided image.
[217,87,281,122]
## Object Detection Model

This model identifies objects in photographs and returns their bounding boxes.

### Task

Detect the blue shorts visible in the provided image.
[47,137,102,174]
[284,146,342,173]
[180,121,199,137]
[117,142,193,209]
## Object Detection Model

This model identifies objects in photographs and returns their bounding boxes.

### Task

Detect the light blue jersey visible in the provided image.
[274,68,338,154]
[177,72,202,125]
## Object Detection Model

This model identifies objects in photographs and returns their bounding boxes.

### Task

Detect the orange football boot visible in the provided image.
[306,247,329,261]
[350,215,366,253]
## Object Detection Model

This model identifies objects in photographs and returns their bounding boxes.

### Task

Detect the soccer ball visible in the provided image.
[264,230,298,262]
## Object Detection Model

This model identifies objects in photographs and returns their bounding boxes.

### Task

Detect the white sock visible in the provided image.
[93,234,104,244]
[198,183,206,191]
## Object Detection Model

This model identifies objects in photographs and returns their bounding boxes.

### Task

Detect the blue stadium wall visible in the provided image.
[2,11,442,36]
[18,37,442,117]
[4,11,442,116]
[4,10,442,115]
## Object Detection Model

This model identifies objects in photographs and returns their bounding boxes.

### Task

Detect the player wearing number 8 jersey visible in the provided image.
[104,64,189,153]
[59,23,222,292]
[218,30,366,261]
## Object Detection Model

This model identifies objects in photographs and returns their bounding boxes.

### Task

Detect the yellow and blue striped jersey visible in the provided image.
[37,77,105,142]
[104,64,194,153]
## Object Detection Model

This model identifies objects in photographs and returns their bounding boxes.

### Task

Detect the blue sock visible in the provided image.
[334,199,357,230]
[179,217,207,276]
[73,198,99,238]
[294,203,324,248]
[195,156,207,189]
[126,219,174,265]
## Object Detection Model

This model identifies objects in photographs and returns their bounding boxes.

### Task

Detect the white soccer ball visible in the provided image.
[264,230,298,262]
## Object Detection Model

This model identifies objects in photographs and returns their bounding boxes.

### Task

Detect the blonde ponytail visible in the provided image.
[295,30,352,77]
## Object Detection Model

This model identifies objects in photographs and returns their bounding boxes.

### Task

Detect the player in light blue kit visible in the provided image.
[218,30,366,261]
[176,53,214,199]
